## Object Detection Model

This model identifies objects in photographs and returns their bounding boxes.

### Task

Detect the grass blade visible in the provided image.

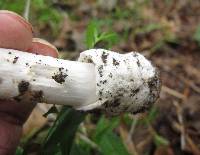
[41,106,86,155]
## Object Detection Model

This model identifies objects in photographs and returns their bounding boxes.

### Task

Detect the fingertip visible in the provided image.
[0,10,33,51]
[0,10,33,33]
[27,38,59,58]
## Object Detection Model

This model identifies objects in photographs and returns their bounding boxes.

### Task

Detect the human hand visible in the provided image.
[0,10,58,155]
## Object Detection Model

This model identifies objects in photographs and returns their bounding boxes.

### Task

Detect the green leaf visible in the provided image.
[139,106,158,125]
[85,20,119,48]
[0,0,25,14]
[150,40,165,53]
[70,143,89,155]
[41,106,86,155]
[194,25,200,46]
[85,21,100,48]
[154,134,169,147]
[98,132,130,155]
[143,23,161,33]
[33,0,45,9]
[93,116,119,142]
[15,147,24,155]
[122,114,133,126]
[135,23,161,35]
[98,32,119,48]
[146,106,158,123]
[93,116,129,155]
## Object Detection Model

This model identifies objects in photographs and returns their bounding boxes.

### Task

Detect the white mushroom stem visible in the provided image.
[0,48,97,109]
[0,48,161,115]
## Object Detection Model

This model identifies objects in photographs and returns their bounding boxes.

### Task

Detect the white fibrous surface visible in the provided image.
[0,48,97,107]
[78,49,161,115]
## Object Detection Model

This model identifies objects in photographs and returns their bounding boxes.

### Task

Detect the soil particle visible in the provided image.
[18,81,30,94]
[136,59,141,67]
[130,88,140,97]
[108,73,113,78]
[13,80,30,102]
[130,79,134,82]
[14,80,44,103]
[98,65,104,77]
[111,98,121,107]
[113,58,119,66]
[87,58,93,63]
[31,90,44,102]
[13,56,19,64]
[101,51,108,64]
[100,80,107,84]
[59,67,64,71]
[52,71,68,84]
[104,98,121,108]
[132,52,138,57]
[147,70,161,104]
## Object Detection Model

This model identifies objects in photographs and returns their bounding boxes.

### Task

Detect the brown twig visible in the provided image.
[119,118,139,155]
[162,85,186,100]
[173,101,186,151]
[172,122,200,155]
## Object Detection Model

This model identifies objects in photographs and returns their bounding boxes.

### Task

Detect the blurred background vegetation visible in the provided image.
[0,0,200,155]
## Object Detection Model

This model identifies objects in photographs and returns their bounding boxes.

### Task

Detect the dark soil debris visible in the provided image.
[31,90,44,103]
[113,58,119,66]
[59,67,64,71]
[13,56,19,64]
[130,88,140,97]
[18,80,30,94]
[52,71,68,84]
[136,59,141,67]
[108,73,113,78]
[98,65,104,77]
[101,51,108,64]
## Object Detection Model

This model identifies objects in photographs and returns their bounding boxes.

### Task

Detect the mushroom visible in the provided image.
[0,48,161,116]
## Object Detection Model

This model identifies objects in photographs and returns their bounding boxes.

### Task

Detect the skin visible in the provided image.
[0,10,58,155]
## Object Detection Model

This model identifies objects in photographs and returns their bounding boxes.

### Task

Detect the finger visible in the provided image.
[27,38,59,58]
[0,10,33,51]
[0,11,58,155]
[0,101,35,155]
[0,119,21,155]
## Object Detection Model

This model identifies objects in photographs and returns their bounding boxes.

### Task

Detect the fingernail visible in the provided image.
[27,38,59,58]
